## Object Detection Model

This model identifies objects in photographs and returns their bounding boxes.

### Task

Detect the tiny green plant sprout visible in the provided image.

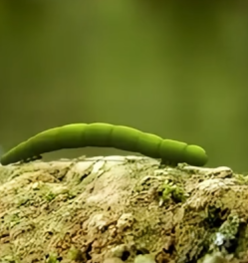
[0,123,208,166]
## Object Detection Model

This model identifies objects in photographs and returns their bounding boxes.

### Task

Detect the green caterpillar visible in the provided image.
[0,123,208,166]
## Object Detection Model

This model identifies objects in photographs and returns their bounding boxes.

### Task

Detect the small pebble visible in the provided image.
[134,254,155,263]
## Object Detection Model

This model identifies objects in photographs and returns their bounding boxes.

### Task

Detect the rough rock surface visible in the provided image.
[0,156,248,263]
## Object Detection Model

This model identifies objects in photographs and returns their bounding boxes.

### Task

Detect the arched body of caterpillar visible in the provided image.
[0,123,208,166]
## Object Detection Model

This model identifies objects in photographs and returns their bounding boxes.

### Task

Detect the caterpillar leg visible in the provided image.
[23,155,42,164]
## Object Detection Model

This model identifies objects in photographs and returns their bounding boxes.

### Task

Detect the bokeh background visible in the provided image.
[0,0,248,172]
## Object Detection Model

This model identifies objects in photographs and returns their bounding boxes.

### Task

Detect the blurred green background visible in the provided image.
[0,1,248,172]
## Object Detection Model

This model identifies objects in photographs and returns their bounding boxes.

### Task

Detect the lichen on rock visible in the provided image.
[0,156,248,262]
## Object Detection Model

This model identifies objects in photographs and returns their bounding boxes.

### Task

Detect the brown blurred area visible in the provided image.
[0,0,248,172]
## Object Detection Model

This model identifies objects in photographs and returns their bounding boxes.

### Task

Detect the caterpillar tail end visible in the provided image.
[184,145,208,166]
